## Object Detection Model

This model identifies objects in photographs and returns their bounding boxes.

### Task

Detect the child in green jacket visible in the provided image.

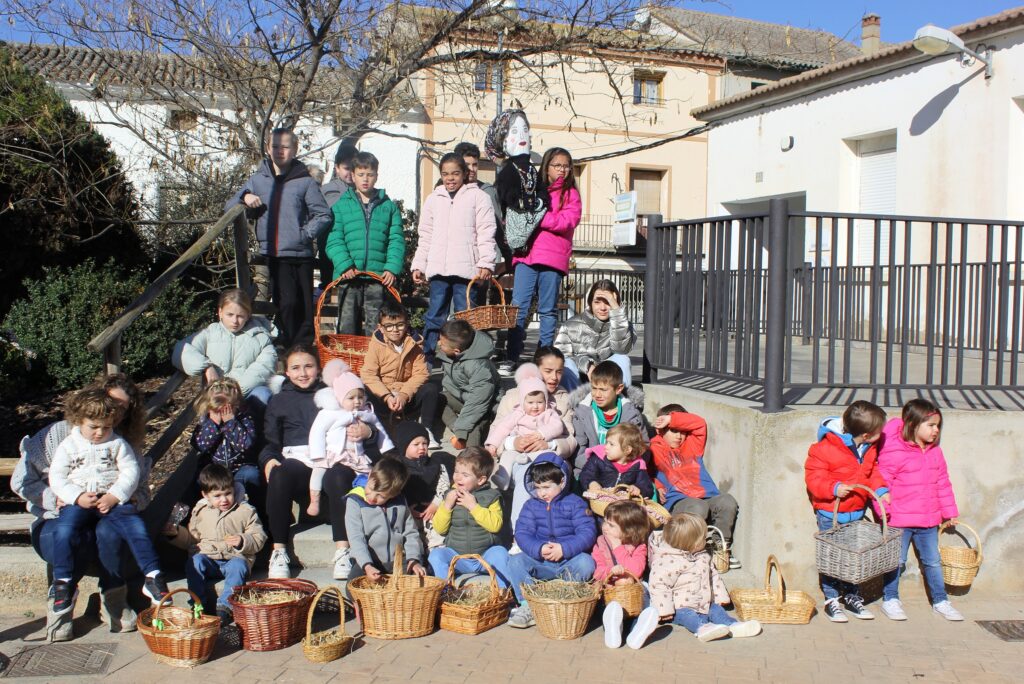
[325,151,405,335]
[437,320,499,449]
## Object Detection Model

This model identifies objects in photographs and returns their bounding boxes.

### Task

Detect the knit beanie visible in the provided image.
[323,359,365,407]
[392,420,430,458]
[515,363,549,403]
[484,108,528,161]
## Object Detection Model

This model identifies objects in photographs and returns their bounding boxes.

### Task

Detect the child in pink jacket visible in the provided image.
[485,366,566,490]
[595,500,658,650]
[412,152,497,361]
[877,399,963,622]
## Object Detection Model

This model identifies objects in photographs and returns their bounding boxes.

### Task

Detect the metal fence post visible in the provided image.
[763,199,789,412]
[642,214,663,384]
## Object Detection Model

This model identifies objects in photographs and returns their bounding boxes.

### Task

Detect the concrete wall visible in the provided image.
[643,384,1024,596]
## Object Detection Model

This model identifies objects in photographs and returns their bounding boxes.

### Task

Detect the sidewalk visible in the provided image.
[1,591,1021,683]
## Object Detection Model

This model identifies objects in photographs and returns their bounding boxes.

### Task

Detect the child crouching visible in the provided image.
[649,512,761,642]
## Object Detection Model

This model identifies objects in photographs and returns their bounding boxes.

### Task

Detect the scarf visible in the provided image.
[591,398,623,444]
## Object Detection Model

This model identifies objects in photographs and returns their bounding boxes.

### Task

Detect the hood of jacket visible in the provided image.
[258,157,312,183]
[457,328,495,362]
[524,451,573,501]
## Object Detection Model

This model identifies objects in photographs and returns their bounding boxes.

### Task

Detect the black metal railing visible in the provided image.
[643,201,1024,411]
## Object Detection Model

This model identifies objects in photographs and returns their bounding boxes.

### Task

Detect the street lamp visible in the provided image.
[912,24,993,78]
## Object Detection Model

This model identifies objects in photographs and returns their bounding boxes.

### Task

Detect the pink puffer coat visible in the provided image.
[412,183,497,280]
[513,178,581,275]
[877,417,958,528]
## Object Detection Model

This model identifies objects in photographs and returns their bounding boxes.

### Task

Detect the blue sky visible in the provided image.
[690,1,1021,45]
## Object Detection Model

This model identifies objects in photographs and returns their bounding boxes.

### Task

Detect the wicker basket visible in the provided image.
[522,580,601,640]
[730,555,816,625]
[228,578,318,651]
[138,589,220,668]
[814,484,902,584]
[439,554,513,635]
[453,276,519,331]
[315,271,401,373]
[302,586,354,664]
[939,520,983,588]
[348,545,445,639]
[601,572,644,618]
[708,525,731,574]
[583,485,672,529]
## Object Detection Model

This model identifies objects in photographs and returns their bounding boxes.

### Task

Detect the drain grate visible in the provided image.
[977,620,1024,642]
[1,642,117,678]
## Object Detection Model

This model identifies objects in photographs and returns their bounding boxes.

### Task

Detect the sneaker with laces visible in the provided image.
[50,581,77,615]
[333,547,352,580]
[268,548,292,579]
[603,601,623,648]
[427,430,441,450]
[932,600,964,621]
[843,594,875,620]
[728,619,762,638]
[626,606,660,650]
[497,361,515,378]
[142,573,170,605]
[728,554,742,570]
[695,623,731,642]
[508,604,535,628]
[880,598,908,621]
[824,597,848,623]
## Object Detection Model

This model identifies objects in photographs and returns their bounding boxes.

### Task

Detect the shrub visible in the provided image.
[3,260,209,389]
[0,331,40,396]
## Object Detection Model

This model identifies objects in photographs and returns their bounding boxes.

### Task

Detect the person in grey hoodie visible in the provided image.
[318,141,358,286]
[437,319,500,449]
[226,128,332,347]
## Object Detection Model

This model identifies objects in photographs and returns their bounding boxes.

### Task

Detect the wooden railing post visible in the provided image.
[104,335,122,375]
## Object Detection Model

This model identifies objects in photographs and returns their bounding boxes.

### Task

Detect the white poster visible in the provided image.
[612,191,637,247]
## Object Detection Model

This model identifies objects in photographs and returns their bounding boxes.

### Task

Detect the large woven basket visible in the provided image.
[315,271,401,373]
[522,580,601,640]
[601,572,644,618]
[814,484,902,584]
[138,589,220,668]
[439,554,512,635]
[708,525,731,574]
[730,555,816,625]
[228,578,318,651]
[453,276,519,331]
[348,545,445,639]
[302,586,354,664]
[939,520,983,588]
[583,485,672,529]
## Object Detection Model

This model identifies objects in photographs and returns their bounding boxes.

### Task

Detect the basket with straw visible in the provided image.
[521,579,601,640]
[228,578,318,651]
[453,276,519,331]
[708,525,731,574]
[138,589,220,668]
[601,571,644,618]
[814,484,902,584]
[315,271,401,372]
[730,555,815,624]
[348,544,445,639]
[939,520,983,588]
[439,554,512,635]
[302,586,354,663]
[583,485,671,529]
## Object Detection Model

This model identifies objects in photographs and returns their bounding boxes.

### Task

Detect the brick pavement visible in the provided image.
[1,593,1021,683]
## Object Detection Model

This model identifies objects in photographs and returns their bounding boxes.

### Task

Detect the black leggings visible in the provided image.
[265,459,356,544]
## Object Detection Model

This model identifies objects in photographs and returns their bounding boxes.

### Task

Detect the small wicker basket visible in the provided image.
[138,589,220,668]
[814,484,902,584]
[439,554,513,635]
[730,555,816,625]
[302,586,354,664]
[583,485,671,529]
[453,276,519,331]
[522,580,601,640]
[708,525,731,574]
[348,545,445,640]
[939,520,983,588]
[315,271,401,372]
[601,572,644,618]
[228,578,318,651]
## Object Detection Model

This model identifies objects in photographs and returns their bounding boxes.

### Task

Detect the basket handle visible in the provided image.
[830,483,888,536]
[445,553,501,597]
[939,520,983,565]
[386,543,407,589]
[706,525,729,551]
[601,569,640,589]
[153,588,204,622]
[315,270,402,335]
[305,585,347,641]
[763,554,787,607]
[463,276,506,310]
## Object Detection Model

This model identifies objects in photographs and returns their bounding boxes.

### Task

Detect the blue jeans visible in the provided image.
[815,511,860,601]
[672,604,736,634]
[506,551,597,603]
[34,518,124,590]
[562,354,632,390]
[882,526,947,604]
[507,263,562,361]
[428,545,511,588]
[423,276,475,358]
[186,555,250,611]
[52,504,160,582]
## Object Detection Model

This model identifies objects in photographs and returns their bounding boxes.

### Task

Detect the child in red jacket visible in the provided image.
[804,400,888,623]
[648,404,739,568]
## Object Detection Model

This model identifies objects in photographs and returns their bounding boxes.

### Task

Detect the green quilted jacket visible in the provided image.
[325,187,405,276]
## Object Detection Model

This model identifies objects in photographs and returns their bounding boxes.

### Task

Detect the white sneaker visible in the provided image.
[427,430,441,450]
[332,547,352,580]
[695,623,731,642]
[626,606,660,650]
[728,619,762,638]
[268,548,291,579]
[497,361,515,378]
[932,600,964,621]
[603,601,623,648]
[881,598,908,621]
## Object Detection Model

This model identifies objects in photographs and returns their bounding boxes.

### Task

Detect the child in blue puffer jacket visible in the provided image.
[505,452,597,629]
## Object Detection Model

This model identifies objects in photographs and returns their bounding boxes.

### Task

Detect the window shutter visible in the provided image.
[856,147,896,264]
[630,170,663,214]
